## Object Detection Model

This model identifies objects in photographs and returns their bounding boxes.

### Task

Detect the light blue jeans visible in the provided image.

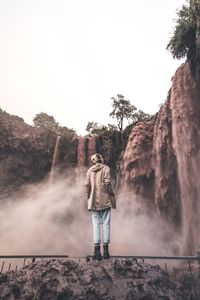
[92,208,111,244]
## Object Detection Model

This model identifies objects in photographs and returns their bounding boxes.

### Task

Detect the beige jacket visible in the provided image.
[85,163,116,210]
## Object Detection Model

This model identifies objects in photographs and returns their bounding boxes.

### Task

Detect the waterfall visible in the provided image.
[120,63,200,254]
[121,121,155,197]
[170,63,200,255]
[49,133,61,183]
[87,136,96,164]
[152,98,181,225]
[77,136,86,178]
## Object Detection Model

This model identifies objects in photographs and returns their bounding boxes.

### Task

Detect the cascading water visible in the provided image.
[77,136,86,178]
[119,120,155,215]
[49,133,61,183]
[121,121,155,200]
[170,62,200,255]
[87,136,96,164]
[119,63,200,255]
[152,98,181,225]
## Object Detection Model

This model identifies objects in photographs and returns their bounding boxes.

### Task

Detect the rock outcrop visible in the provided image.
[122,119,155,202]
[170,63,200,255]
[0,108,124,197]
[153,97,181,226]
[121,62,200,255]
[0,110,77,198]
[0,259,185,300]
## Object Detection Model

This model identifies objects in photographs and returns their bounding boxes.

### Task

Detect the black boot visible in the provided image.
[103,244,110,259]
[93,244,102,261]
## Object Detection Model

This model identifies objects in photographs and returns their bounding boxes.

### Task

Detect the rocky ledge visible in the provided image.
[0,258,189,300]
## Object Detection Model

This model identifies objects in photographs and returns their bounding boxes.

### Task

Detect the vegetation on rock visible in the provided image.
[86,95,152,136]
[110,94,151,131]
[167,0,200,76]
[33,112,76,136]
[167,0,195,59]
[86,122,118,136]
[33,112,59,133]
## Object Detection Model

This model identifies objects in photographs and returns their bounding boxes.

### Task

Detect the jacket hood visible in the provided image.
[90,163,105,172]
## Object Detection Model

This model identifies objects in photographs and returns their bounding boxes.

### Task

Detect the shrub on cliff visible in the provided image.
[167,0,200,75]
[110,94,138,131]
[86,122,118,136]
[33,112,76,138]
[86,95,152,136]
[110,94,152,131]
[33,112,59,133]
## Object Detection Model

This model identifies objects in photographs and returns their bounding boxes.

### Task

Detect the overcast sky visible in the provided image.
[0,0,185,134]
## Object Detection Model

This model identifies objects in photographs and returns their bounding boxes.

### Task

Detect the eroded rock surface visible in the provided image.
[121,62,200,254]
[0,110,77,198]
[0,259,185,300]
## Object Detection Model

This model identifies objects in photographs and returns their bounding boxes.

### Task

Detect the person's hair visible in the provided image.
[91,153,104,164]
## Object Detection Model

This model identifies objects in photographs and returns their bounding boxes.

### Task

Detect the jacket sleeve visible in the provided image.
[85,170,91,199]
[103,167,115,197]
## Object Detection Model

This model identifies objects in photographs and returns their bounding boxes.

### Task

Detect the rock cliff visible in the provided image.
[121,62,200,255]
[0,110,77,198]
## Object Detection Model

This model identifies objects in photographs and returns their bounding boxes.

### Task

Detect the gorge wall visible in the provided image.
[0,110,77,198]
[171,62,200,255]
[122,62,200,255]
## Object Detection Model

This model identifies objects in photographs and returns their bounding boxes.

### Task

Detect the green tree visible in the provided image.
[58,126,77,140]
[136,110,152,122]
[33,112,59,133]
[109,94,138,131]
[86,122,117,136]
[167,0,200,63]
[107,123,118,131]
[86,122,102,135]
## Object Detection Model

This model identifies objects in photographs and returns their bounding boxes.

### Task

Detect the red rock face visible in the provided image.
[170,62,200,255]
[153,98,181,226]
[0,111,78,197]
[121,62,200,255]
[121,119,155,206]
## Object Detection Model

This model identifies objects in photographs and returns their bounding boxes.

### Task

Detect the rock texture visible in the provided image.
[0,108,126,199]
[170,63,200,255]
[0,259,185,300]
[121,62,200,254]
[121,98,180,218]
[122,119,155,201]
[152,97,181,226]
[0,110,77,198]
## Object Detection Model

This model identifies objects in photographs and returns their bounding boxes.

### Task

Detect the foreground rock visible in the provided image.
[0,258,186,300]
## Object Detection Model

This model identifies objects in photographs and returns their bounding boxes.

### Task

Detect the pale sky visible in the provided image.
[0,0,185,135]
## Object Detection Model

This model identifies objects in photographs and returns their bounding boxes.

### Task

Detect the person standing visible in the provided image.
[85,153,116,260]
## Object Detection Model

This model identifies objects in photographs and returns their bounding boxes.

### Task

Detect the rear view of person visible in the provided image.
[85,153,116,260]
